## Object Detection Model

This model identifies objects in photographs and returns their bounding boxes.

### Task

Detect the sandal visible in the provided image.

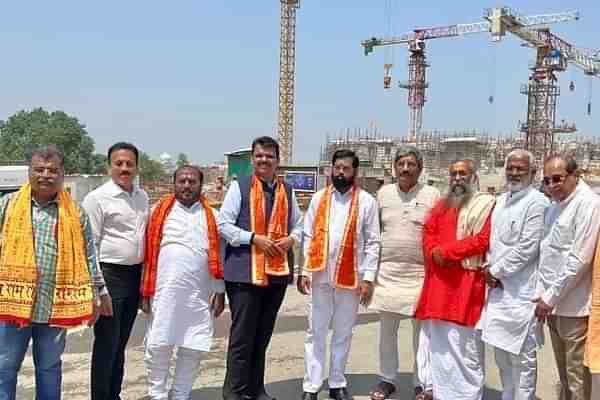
[370,381,396,400]
[415,388,433,400]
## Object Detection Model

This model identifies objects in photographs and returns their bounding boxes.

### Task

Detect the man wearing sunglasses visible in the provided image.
[480,149,549,400]
[536,154,600,400]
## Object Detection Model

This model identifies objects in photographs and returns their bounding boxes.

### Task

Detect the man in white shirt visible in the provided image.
[299,149,381,400]
[217,136,303,400]
[536,154,600,400]
[481,149,549,400]
[369,146,439,400]
[140,165,226,400]
[83,142,150,400]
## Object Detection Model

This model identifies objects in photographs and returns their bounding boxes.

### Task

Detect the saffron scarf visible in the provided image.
[142,194,224,297]
[250,175,290,286]
[0,184,93,328]
[305,185,360,290]
[585,235,600,373]
[456,192,495,270]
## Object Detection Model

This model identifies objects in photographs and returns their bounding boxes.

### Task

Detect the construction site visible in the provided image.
[273,3,600,195]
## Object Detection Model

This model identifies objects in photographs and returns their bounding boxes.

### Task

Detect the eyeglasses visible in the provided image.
[542,174,569,186]
[396,161,418,170]
[449,170,470,178]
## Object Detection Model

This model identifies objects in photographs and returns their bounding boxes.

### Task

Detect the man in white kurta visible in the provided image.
[370,146,439,400]
[143,166,226,400]
[536,155,600,400]
[298,150,380,400]
[481,150,549,400]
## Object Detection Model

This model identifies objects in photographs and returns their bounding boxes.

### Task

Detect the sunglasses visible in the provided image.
[542,174,569,186]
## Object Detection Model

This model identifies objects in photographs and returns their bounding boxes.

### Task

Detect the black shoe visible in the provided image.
[256,389,276,400]
[223,395,249,400]
[329,387,353,400]
[301,391,318,400]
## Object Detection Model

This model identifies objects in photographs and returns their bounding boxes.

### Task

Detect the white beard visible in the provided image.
[507,181,525,193]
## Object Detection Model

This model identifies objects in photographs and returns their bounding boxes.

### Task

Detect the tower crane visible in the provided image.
[277,0,300,165]
[362,7,579,143]
[485,8,600,160]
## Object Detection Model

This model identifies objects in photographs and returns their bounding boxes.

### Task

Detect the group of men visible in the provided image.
[368,147,600,400]
[0,135,599,400]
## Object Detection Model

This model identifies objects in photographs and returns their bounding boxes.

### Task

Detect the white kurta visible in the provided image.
[146,201,225,352]
[371,183,440,316]
[302,186,381,283]
[482,187,549,355]
[301,187,381,393]
[538,180,600,316]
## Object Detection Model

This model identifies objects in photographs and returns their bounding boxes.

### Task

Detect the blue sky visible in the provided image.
[0,1,598,163]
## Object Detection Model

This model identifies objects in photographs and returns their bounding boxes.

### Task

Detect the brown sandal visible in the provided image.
[415,388,433,400]
[370,381,396,400]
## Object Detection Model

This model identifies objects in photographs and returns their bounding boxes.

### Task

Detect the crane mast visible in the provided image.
[398,41,428,143]
[277,0,300,165]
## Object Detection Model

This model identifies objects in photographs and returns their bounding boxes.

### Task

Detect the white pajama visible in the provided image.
[482,188,549,400]
[592,374,600,399]
[143,201,225,400]
[378,312,431,390]
[303,283,361,393]
[493,326,538,400]
[427,320,485,400]
[301,186,381,393]
[145,344,203,400]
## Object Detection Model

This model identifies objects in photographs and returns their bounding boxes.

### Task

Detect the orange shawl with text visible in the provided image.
[0,184,94,328]
[305,185,360,290]
[142,194,223,297]
[585,234,600,373]
[250,175,290,286]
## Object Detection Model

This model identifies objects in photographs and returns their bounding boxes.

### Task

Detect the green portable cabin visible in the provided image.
[225,148,253,181]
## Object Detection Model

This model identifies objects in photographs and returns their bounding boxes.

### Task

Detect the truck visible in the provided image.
[0,165,28,196]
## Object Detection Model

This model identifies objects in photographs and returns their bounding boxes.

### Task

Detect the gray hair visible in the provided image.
[451,159,477,174]
[394,145,423,170]
[28,145,65,168]
[504,149,536,173]
[544,153,578,174]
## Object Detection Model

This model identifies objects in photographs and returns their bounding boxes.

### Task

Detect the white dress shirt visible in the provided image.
[146,200,224,351]
[482,186,549,354]
[302,186,381,284]
[538,180,600,317]
[82,179,149,266]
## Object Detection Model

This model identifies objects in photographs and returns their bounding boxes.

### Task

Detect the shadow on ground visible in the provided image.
[64,311,381,355]
[182,373,504,400]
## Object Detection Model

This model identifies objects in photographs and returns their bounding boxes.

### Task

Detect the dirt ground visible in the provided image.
[17,287,561,400]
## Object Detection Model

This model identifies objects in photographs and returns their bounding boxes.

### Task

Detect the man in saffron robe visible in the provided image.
[299,149,381,400]
[217,136,303,400]
[141,165,225,400]
[414,159,494,400]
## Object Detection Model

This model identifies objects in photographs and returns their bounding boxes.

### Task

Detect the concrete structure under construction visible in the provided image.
[320,129,600,193]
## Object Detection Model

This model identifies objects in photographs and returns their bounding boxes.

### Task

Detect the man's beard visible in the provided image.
[332,175,354,192]
[507,181,525,193]
[443,182,474,209]
[176,190,201,206]
[507,177,531,193]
